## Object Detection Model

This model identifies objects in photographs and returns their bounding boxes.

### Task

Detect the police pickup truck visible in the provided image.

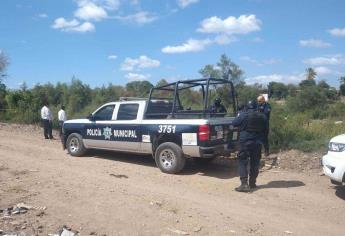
[62,78,239,174]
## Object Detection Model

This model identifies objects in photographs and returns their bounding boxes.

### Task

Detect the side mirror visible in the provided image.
[87,114,95,121]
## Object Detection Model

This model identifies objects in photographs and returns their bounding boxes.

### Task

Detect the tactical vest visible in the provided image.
[245,111,265,133]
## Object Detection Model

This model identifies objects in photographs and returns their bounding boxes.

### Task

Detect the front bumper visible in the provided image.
[322,152,345,183]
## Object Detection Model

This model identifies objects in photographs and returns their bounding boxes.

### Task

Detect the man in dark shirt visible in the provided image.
[257,95,271,156]
[231,100,268,192]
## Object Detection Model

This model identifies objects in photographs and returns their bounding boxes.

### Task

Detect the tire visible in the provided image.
[155,142,186,174]
[193,156,216,165]
[331,179,342,186]
[66,133,87,157]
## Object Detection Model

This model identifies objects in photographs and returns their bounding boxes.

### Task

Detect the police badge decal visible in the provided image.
[103,127,112,140]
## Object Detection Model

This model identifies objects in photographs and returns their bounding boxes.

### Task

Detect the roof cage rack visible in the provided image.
[119,97,147,101]
[147,77,237,118]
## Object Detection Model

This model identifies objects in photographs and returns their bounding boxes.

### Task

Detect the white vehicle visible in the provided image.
[62,78,239,174]
[322,134,345,185]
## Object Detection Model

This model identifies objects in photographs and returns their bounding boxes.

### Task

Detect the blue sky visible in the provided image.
[1,0,345,89]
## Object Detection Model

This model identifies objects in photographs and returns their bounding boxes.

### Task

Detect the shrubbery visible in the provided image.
[269,103,345,152]
[1,54,345,153]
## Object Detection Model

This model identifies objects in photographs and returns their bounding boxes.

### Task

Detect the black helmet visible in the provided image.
[215,97,221,106]
[247,100,257,110]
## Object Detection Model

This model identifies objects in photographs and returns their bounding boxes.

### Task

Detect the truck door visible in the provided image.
[83,104,116,149]
[111,103,141,151]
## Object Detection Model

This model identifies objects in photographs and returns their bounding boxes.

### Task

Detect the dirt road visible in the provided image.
[0,123,344,236]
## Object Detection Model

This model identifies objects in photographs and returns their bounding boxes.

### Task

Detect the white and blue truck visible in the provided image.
[62,78,239,174]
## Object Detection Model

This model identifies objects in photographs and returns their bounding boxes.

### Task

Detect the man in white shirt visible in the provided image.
[58,105,67,138]
[41,101,53,139]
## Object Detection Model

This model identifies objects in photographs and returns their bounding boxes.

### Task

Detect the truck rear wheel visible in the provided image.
[66,133,87,157]
[155,142,186,174]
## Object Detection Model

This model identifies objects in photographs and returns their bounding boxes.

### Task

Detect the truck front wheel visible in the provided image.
[155,142,186,174]
[66,133,87,157]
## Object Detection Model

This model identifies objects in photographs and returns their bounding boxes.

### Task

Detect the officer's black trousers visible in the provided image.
[262,131,269,154]
[237,140,262,181]
[58,121,64,138]
[42,119,53,139]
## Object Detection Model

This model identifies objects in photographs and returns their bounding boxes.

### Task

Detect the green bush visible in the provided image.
[269,103,345,152]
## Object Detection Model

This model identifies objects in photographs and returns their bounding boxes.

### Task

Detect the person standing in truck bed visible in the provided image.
[210,97,227,113]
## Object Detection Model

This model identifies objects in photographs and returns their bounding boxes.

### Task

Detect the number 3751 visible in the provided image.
[158,125,176,133]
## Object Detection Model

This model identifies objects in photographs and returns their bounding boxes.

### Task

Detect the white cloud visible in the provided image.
[328,27,345,37]
[125,73,151,81]
[74,1,108,21]
[161,35,238,54]
[177,0,199,8]
[108,55,117,60]
[121,55,160,71]
[263,58,281,65]
[52,18,79,29]
[251,37,263,43]
[51,18,95,33]
[162,38,212,54]
[246,73,304,85]
[76,0,120,10]
[161,15,261,54]
[240,56,257,64]
[314,66,332,75]
[116,11,157,24]
[240,56,281,66]
[38,13,48,18]
[299,39,331,48]
[52,0,122,33]
[303,54,345,65]
[197,14,261,35]
[101,0,121,10]
[70,22,95,32]
[213,34,237,45]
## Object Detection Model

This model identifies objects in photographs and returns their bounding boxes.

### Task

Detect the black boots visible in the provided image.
[249,178,257,189]
[235,178,250,192]
[236,178,258,192]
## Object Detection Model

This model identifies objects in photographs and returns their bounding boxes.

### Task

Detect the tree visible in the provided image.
[0,51,9,110]
[305,67,317,81]
[156,79,169,87]
[235,83,263,106]
[199,54,244,111]
[199,54,244,85]
[287,86,328,112]
[0,51,9,77]
[318,80,330,90]
[340,76,345,84]
[299,79,316,88]
[125,80,153,97]
[268,82,288,99]
[68,77,92,112]
[339,76,345,96]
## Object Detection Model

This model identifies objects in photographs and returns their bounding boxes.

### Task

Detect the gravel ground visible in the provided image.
[0,123,344,236]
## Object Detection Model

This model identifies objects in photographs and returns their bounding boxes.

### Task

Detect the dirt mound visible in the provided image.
[264,150,322,173]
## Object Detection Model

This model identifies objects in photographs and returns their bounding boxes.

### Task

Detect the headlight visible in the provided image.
[329,142,345,152]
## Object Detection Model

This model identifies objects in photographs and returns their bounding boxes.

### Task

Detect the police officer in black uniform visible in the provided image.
[210,97,227,113]
[257,95,271,156]
[231,100,268,192]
